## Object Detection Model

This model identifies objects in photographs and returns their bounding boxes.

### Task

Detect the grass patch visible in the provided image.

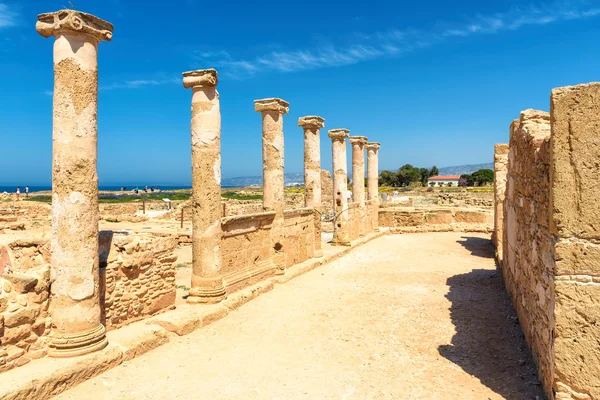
[175,284,191,291]
[221,191,262,200]
[26,192,192,204]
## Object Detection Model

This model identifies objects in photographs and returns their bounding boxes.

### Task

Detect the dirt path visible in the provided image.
[56,233,544,400]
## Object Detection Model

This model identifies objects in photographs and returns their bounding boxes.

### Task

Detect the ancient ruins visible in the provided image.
[0,7,599,400]
[0,9,382,393]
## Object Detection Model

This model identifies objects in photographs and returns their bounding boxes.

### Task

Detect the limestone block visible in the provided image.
[1,273,38,293]
[555,280,600,399]
[551,83,600,239]
[4,306,40,327]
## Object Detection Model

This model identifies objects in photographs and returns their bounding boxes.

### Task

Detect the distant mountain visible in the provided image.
[222,173,304,188]
[438,163,494,176]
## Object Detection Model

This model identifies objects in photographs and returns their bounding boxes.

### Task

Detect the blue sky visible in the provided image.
[1,0,599,185]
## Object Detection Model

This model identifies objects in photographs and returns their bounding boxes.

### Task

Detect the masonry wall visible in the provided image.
[550,84,600,400]
[0,232,178,372]
[221,212,277,293]
[502,110,555,397]
[499,85,600,400]
[379,207,492,232]
[283,208,316,268]
[493,143,509,261]
[99,231,178,330]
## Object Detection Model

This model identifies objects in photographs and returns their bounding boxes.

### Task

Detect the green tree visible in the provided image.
[471,169,494,186]
[379,170,397,186]
[419,168,430,186]
[397,164,421,187]
[460,174,474,187]
[430,166,439,177]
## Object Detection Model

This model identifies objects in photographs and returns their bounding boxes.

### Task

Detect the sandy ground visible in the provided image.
[55,232,543,400]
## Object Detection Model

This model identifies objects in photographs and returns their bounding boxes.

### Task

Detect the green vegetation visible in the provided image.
[26,191,192,204]
[459,169,494,187]
[378,164,439,187]
[221,191,262,200]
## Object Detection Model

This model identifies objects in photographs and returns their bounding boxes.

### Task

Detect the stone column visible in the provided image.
[299,116,325,258]
[328,129,351,245]
[366,142,381,232]
[183,69,225,304]
[493,143,509,263]
[255,98,289,274]
[349,136,367,237]
[36,10,113,357]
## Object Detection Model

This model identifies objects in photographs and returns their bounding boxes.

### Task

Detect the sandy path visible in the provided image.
[56,232,544,400]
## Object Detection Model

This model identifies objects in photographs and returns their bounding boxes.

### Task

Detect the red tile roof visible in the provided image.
[428,175,461,181]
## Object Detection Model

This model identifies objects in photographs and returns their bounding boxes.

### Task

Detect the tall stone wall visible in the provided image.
[550,84,600,400]
[493,143,509,260]
[502,110,555,396]
[283,209,316,268]
[379,207,492,232]
[499,83,600,400]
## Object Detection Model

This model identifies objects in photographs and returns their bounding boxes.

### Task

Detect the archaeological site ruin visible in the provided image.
[0,7,599,400]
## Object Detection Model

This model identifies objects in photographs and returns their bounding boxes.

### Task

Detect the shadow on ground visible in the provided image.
[456,235,495,258]
[439,263,545,399]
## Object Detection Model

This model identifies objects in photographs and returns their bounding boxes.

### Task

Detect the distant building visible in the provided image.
[428,175,460,187]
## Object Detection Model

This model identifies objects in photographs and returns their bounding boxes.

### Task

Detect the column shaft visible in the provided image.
[299,116,325,257]
[329,129,351,245]
[366,143,381,232]
[36,10,114,358]
[350,137,367,237]
[256,99,289,273]
[183,69,225,303]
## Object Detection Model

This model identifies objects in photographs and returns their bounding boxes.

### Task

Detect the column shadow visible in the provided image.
[438,261,545,399]
[456,235,495,258]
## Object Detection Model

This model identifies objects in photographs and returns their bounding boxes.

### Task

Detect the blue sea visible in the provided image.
[0,185,195,194]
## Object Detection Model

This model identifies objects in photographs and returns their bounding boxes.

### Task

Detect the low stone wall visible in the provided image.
[0,231,178,373]
[283,208,316,268]
[221,212,277,293]
[99,231,178,330]
[379,207,492,232]
[496,83,600,400]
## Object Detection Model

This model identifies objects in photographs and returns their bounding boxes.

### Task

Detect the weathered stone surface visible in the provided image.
[107,323,169,361]
[1,273,37,293]
[328,129,351,245]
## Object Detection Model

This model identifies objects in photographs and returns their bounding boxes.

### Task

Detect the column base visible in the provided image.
[187,276,227,304]
[48,323,108,358]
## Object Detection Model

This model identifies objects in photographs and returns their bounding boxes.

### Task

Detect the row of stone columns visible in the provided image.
[37,8,381,358]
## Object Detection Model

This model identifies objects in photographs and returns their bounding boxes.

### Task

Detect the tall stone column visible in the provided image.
[36,10,113,357]
[328,129,351,245]
[183,69,225,304]
[349,136,367,237]
[366,142,381,232]
[255,98,289,274]
[299,116,325,257]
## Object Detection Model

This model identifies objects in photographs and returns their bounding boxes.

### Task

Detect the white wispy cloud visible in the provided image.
[0,3,18,29]
[100,77,179,91]
[44,76,179,95]
[194,1,600,78]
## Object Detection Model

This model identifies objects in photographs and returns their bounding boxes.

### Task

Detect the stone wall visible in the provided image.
[221,212,277,293]
[498,83,600,400]
[493,144,509,260]
[283,208,316,268]
[99,231,178,330]
[379,207,492,232]
[0,231,178,373]
[501,109,554,396]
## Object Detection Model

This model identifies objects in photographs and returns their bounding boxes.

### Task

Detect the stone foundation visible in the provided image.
[379,207,493,232]
[283,208,316,268]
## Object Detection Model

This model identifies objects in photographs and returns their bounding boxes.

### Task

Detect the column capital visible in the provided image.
[349,136,368,145]
[36,10,113,42]
[298,116,325,129]
[365,142,380,151]
[254,98,289,114]
[182,69,218,89]
[328,128,350,140]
